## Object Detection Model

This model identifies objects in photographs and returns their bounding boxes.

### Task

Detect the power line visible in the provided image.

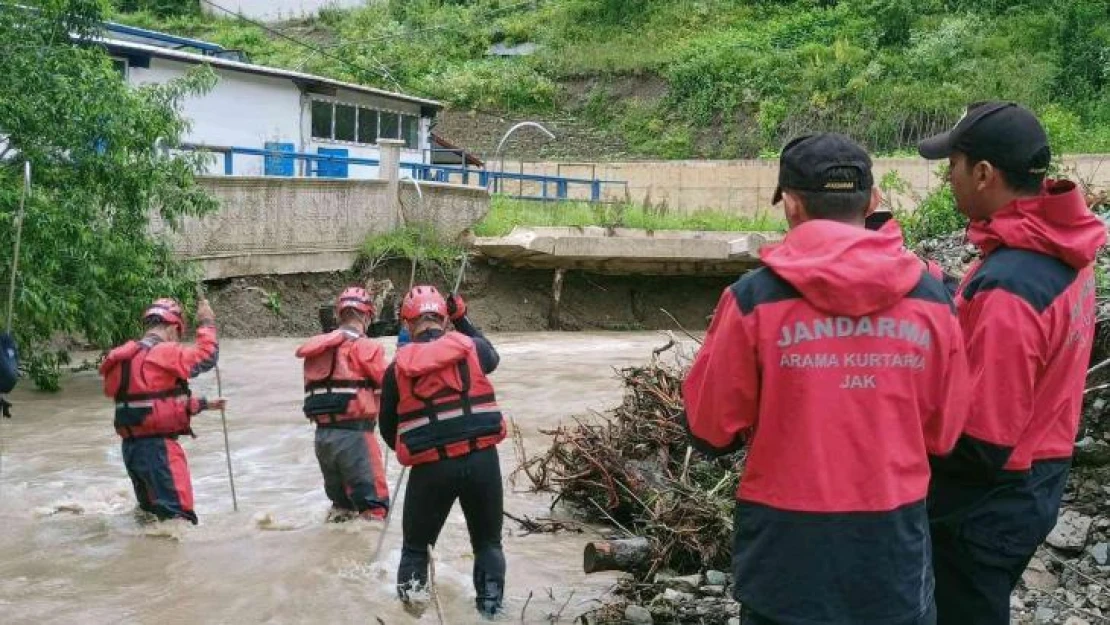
[197,0,545,151]
[314,0,538,50]
[198,0,403,90]
[197,0,539,121]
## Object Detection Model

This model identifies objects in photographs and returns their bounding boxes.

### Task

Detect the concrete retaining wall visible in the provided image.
[152,175,489,279]
[502,155,1110,215]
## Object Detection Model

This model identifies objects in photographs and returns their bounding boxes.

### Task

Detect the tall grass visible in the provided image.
[473,197,786,237]
[359,225,464,266]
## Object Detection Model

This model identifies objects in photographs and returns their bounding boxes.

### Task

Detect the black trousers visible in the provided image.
[930,460,1070,625]
[931,523,1035,625]
[397,447,506,615]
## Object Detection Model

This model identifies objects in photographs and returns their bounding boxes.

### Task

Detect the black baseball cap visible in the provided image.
[772,133,874,205]
[918,101,1051,174]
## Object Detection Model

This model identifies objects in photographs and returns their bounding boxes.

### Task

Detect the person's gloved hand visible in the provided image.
[446,294,467,321]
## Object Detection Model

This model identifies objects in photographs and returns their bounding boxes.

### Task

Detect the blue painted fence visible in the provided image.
[182,143,627,203]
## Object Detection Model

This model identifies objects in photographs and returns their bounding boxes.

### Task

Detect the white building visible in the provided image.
[102,23,443,180]
[202,0,369,22]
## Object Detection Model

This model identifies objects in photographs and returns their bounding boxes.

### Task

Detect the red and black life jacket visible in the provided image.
[298,329,380,426]
[101,339,192,439]
[393,332,505,466]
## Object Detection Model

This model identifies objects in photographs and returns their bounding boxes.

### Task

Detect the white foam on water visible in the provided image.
[32,486,136,518]
[253,510,314,531]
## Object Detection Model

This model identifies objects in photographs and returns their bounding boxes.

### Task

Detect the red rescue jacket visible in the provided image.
[393,332,505,467]
[296,328,385,426]
[100,326,218,439]
[683,219,969,623]
[942,180,1107,475]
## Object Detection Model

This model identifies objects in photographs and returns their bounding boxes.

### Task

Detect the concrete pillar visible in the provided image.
[379,139,405,227]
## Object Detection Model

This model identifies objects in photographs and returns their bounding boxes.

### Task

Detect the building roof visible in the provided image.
[100,36,444,110]
[431,133,485,167]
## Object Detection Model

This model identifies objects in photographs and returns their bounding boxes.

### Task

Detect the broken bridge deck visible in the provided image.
[472,226,781,276]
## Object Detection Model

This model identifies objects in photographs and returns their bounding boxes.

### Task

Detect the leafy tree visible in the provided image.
[0,0,217,390]
[1053,1,1110,103]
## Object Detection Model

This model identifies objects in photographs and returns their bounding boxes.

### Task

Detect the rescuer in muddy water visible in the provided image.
[378,285,507,619]
[919,102,1108,625]
[99,297,225,524]
[683,133,971,625]
[295,287,390,522]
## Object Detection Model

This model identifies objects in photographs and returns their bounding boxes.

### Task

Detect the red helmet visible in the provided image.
[336,286,374,318]
[400,285,448,322]
[143,298,185,334]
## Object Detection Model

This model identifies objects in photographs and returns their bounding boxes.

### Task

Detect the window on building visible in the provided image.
[379,112,400,141]
[334,104,356,142]
[310,99,421,147]
[357,108,378,144]
[402,115,419,149]
[311,100,333,139]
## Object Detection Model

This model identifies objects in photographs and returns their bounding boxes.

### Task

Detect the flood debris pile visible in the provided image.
[522,357,741,576]
[579,571,740,625]
[518,352,744,623]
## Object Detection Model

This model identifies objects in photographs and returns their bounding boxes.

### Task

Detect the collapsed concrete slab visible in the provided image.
[472,226,782,276]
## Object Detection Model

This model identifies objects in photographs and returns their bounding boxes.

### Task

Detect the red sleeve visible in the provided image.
[948,289,1046,473]
[681,287,759,456]
[923,315,970,456]
[148,325,219,380]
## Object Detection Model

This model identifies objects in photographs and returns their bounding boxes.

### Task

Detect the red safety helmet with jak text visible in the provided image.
[401,285,448,322]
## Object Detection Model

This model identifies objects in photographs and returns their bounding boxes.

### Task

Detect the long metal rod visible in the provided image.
[370,466,408,563]
[5,162,30,334]
[452,253,468,295]
[197,284,238,511]
[215,363,238,511]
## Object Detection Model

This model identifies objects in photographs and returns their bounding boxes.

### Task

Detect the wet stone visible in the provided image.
[1047,511,1094,553]
[664,574,702,593]
[1034,606,1058,624]
[705,570,728,586]
[624,604,653,625]
[1092,543,1109,566]
[1022,557,1059,592]
[661,588,695,604]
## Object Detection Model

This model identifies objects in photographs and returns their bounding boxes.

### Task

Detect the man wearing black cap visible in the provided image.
[920,102,1107,624]
[684,133,969,625]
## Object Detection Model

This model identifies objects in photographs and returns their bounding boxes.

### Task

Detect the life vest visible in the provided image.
[393,332,505,467]
[297,329,381,426]
[101,339,192,439]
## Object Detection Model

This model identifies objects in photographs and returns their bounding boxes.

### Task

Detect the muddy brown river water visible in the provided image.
[0,333,689,625]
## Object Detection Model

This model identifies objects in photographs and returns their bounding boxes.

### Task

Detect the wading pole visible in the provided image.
[196,284,238,512]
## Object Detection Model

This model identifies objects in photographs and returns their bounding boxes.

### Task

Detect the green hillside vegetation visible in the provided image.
[112,0,1110,159]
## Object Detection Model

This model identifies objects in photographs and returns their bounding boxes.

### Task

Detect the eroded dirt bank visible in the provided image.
[205,259,730,339]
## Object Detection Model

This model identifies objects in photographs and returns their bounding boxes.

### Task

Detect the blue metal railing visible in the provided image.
[182,144,627,203]
[104,22,226,55]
